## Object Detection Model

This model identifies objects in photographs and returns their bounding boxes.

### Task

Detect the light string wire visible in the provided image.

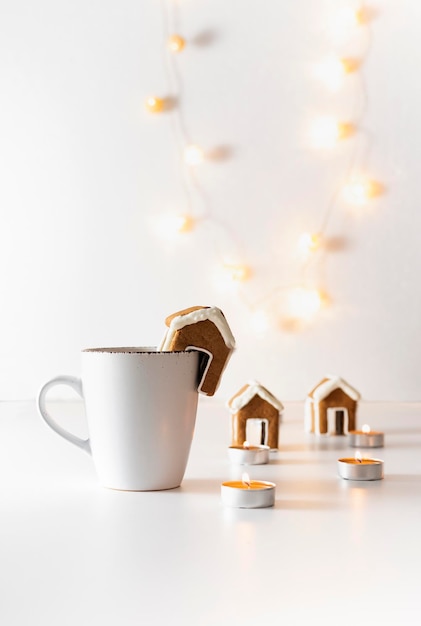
[149,1,380,331]
[157,0,247,265]
[293,3,377,327]
[316,12,374,236]
[159,0,194,216]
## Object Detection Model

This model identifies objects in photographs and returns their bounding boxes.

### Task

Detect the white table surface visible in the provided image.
[0,400,420,626]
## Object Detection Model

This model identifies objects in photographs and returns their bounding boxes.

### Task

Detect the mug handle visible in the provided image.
[37,375,91,455]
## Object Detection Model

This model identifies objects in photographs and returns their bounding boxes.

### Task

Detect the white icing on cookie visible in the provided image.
[309,375,360,402]
[304,397,313,432]
[314,402,322,435]
[228,380,283,413]
[159,306,236,351]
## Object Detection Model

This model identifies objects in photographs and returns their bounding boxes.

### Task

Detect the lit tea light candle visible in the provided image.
[228,440,270,465]
[221,472,276,508]
[338,451,384,481]
[349,424,384,448]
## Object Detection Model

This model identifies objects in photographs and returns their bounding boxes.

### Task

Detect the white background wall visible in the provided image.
[1,0,420,402]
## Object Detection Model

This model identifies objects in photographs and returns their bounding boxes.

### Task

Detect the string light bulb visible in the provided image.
[314,56,359,91]
[342,178,382,207]
[168,34,186,53]
[222,263,252,282]
[329,6,367,43]
[212,260,251,294]
[154,213,195,241]
[310,116,355,149]
[298,232,322,258]
[338,6,367,27]
[250,309,270,335]
[145,96,165,114]
[176,214,195,233]
[184,144,205,166]
[285,287,323,321]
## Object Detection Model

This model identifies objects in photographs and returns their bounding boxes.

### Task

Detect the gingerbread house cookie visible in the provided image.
[305,375,360,435]
[228,381,284,450]
[159,306,235,396]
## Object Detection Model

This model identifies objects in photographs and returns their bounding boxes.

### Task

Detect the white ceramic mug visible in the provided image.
[37,348,200,491]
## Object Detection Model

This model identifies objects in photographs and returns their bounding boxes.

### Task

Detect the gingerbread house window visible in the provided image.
[228,381,284,450]
[305,375,360,436]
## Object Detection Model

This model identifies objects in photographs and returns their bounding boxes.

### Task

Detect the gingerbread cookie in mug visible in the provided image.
[159,306,236,396]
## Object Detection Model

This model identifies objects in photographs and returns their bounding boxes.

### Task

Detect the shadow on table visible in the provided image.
[278,439,348,453]
[278,478,344,498]
[384,474,421,483]
[176,478,221,495]
[384,441,421,449]
[383,427,421,435]
[270,457,331,465]
[274,499,340,510]
[277,443,311,452]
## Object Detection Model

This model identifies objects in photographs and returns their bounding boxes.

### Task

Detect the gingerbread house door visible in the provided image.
[246,418,269,446]
[327,408,349,435]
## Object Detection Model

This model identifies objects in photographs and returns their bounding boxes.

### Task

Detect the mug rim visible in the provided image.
[82,346,197,355]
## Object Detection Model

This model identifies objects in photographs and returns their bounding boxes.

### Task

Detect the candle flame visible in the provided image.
[362,424,371,434]
[243,441,250,449]
[242,472,251,488]
[355,451,363,463]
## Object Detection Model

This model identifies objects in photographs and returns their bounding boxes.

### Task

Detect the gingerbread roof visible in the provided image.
[160,306,236,351]
[308,375,360,402]
[228,381,284,413]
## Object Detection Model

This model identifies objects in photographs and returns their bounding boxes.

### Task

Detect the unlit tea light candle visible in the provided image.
[338,451,384,481]
[349,424,384,448]
[228,441,270,465]
[221,473,276,508]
